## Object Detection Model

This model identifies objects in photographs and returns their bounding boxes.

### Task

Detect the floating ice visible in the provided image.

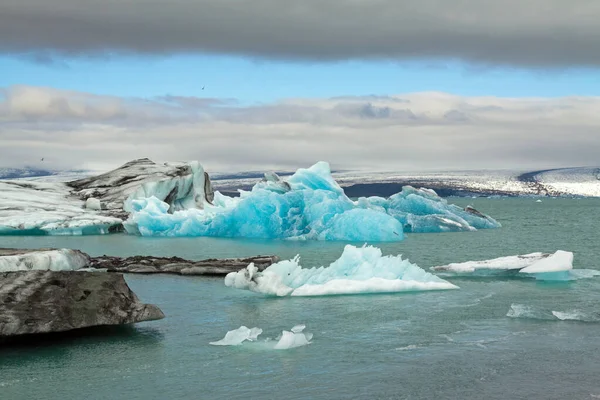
[126,161,499,241]
[0,249,90,272]
[432,250,581,280]
[519,250,573,274]
[224,244,458,297]
[209,326,263,346]
[210,325,312,350]
[507,304,600,322]
[274,327,313,350]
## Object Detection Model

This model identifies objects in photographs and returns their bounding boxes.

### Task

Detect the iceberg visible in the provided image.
[432,250,598,281]
[0,158,499,238]
[210,324,313,349]
[0,180,123,235]
[209,326,263,346]
[0,249,90,272]
[0,158,210,236]
[432,252,557,274]
[224,244,458,297]
[126,161,500,241]
[273,325,313,350]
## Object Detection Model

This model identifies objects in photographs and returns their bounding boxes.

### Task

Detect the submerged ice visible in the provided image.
[507,304,600,322]
[224,244,458,297]
[126,161,500,241]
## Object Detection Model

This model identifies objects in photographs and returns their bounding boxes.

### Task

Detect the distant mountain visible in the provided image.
[211,166,600,198]
[0,167,94,182]
[0,167,56,180]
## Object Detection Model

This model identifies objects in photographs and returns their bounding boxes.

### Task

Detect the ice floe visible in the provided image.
[209,326,263,346]
[224,244,458,297]
[210,324,313,350]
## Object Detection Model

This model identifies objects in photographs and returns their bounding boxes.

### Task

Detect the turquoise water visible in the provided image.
[2,198,600,399]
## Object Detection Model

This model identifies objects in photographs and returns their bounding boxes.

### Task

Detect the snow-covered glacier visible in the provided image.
[125,161,500,241]
[224,244,458,296]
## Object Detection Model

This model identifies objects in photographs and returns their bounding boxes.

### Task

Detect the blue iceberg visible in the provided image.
[125,161,500,241]
[224,244,459,296]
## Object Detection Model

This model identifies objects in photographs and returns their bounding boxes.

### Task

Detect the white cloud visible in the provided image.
[1,85,599,172]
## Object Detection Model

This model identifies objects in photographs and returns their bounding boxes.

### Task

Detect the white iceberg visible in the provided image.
[209,326,263,346]
[274,325,313,350]
[224,244,458,297]
[210,325,312,349]
[0,249,90,272]
[432,250,599,281]
[433,251,572,273]
[519,250,573,274]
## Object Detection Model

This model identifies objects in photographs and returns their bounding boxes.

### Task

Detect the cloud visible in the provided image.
[1,85,600,172]
[1,1,600,67]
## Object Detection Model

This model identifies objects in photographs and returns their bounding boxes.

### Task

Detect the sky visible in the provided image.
[1,0,599,173]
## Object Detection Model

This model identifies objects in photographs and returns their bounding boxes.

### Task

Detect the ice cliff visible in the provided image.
[224,244,458,296]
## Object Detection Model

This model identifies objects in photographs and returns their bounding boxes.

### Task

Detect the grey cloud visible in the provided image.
[1,85,600,172]
[1,1,600,67]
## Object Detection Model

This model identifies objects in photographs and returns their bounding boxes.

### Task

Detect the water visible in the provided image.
[2,198,600,399]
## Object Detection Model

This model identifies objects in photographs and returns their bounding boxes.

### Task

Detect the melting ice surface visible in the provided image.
[210,324,312,350]
[224,244,458,297]
[126,161,500,241]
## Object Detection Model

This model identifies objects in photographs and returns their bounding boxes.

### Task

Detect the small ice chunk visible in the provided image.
[291,324,306,333]
[85,197,103,210]
[209,326,263,346]
[273,329,312,350]
[552,311,584,321]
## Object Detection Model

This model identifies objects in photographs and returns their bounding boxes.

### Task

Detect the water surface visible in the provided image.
[2,198,600,399]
